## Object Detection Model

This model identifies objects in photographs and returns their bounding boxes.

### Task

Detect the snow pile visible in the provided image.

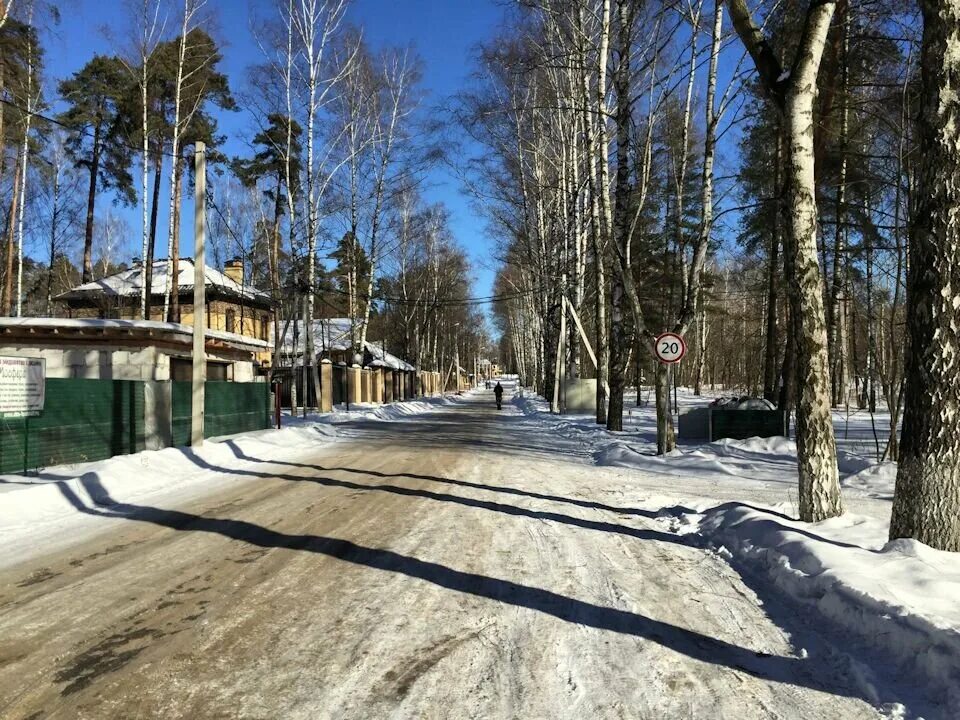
[689,503,960,707]
[0,394,458,568]
[0,423,341,569]
[317,395,460,424]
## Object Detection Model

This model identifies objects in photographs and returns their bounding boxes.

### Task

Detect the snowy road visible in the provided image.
[1,392,890,719]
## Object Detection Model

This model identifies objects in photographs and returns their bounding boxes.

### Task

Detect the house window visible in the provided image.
[207,362,229,381]
[261,315,269,341]
[225,309,236,334]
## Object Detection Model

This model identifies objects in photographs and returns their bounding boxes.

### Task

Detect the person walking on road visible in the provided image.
[494,381,504,410]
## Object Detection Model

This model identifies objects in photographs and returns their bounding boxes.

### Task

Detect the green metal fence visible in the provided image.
[0,378,146,474]
[172,381,270,446]
[709,409,789,441]
[0,378,271,474]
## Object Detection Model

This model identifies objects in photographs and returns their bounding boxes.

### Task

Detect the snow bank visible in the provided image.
[0,395,458,569]
[842,462,897,500]
[690,503,960,707]
[0,423,341,568]
[318,396,459,424]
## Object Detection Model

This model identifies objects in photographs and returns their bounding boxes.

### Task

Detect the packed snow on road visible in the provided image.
[1,383,956,719]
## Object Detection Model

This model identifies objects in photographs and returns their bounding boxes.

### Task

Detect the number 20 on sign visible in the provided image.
[655,332,686,364]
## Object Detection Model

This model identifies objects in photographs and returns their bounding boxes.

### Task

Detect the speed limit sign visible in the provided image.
[655,332,686,364]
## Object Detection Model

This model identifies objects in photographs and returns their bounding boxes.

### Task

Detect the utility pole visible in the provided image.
[191,142,207,447]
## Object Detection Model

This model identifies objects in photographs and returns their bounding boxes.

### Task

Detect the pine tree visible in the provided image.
[58,55,135,284]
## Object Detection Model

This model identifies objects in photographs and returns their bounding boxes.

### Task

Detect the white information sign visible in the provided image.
[654,332,686,364]
[0,356,45,418]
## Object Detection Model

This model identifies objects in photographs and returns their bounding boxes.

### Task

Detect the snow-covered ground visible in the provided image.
[4,381,957,717]
[0,394,460,568]
[512,384,960,713]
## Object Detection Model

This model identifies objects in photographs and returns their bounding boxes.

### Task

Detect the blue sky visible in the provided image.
[39,0,503,298]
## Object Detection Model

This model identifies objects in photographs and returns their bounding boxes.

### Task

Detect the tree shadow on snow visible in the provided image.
[51,473,906,713]
[221,440,695,520]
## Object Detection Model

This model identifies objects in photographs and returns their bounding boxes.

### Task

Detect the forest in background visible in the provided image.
[0,0,489,389]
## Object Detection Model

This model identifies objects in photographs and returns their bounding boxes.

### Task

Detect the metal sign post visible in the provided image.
[654,332,686,419]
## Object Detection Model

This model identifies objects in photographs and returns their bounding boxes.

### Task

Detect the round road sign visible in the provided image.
[654,332,686,364]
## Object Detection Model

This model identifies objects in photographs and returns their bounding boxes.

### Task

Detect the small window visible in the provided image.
[171,358,192,382]
[207,362,229,381]
[225,309,236,334]
[261,315,269,341]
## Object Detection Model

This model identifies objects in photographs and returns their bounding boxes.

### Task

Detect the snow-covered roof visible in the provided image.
[275,318,416,371]
[0,317,270,351]
[56,259,270,304]
[367,341,415,371]
[276,318,353,354]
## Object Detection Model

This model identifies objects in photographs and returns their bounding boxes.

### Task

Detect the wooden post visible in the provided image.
[552,274,567,414]
[191,142,206,447]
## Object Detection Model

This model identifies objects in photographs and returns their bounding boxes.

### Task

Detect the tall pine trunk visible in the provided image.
[82,120,102,283]
[2,151,22,315]
[890,0,960,551]
[169,155,183,323]
[145,153,163,319]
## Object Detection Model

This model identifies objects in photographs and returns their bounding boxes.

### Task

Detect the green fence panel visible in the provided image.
[171,381,193,448]
[0,378,146,474]
[709,409,788,441]
[171,381,270,446]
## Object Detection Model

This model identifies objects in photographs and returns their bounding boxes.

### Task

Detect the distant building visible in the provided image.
[56,258,274,361]
[276,318,416,371]
[0,259,274,383]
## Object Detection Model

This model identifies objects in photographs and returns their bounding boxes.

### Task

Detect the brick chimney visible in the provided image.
[224,257,244,286]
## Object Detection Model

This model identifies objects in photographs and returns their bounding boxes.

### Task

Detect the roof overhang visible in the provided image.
[0,318,270,355]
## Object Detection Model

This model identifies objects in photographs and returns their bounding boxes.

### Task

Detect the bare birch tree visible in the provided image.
[727,0,844,522]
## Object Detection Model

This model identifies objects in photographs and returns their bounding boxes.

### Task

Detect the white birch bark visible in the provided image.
[727,0,843,522]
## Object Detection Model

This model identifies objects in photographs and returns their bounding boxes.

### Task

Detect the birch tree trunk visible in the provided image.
[595,0,613,425]
[164,0,194,322]
[890,0,960,551]
[140,24,150,317]
[784,7,843,522]
[606,0,633,432]
[728,0,843,522]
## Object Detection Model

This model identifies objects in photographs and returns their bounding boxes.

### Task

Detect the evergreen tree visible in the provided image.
[58,55,135,283]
